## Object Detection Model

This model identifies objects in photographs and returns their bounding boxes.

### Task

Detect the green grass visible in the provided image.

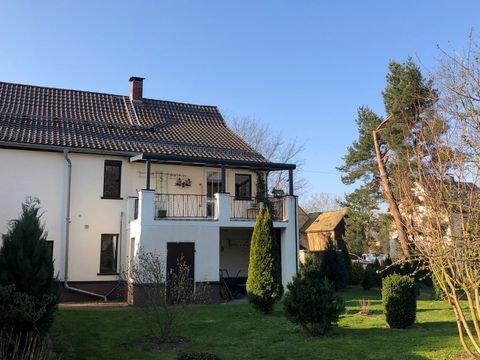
[51,287,466,360]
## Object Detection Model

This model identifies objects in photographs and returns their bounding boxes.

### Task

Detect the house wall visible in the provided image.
[0,148,131,284]
[306,231,332,251]
[0,147,297,300]
[130,162,259,199]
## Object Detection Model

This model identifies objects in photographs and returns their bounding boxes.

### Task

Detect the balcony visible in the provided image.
[230,197,285,221]
[154,193,213,219]
[130,190,289,223]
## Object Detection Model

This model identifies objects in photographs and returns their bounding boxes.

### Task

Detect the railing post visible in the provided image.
[138,189,154,225]
[215,193,230,223]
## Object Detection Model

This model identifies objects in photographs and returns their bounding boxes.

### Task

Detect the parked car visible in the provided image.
[361,253,378,263]
[376,254,388,263]
[350,254,370,268]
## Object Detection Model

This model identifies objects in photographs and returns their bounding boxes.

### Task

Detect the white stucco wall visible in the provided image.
[0,149,132,281]
[0,147,298,288]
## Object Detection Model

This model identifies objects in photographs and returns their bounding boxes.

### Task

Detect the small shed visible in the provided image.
[304,209,347,251]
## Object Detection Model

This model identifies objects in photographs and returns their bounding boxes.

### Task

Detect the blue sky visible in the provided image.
[0,1,478,200]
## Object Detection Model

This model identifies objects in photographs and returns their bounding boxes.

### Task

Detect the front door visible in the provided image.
[166,242,195,300]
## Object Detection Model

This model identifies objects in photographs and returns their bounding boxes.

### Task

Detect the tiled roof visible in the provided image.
[0,81,269,164]
[305,210,347,233]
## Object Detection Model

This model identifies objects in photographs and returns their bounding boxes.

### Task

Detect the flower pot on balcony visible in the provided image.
[157,210,167,218]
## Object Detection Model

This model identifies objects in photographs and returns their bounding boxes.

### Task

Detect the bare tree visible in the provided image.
[301,192,344,213]
[395,38,480,356]
[228,116,307,195]
[124,248,207,344]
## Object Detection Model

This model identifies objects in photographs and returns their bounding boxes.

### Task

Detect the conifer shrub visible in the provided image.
[0,198,58,335]
[373,259,382,287]
[317,241,348,290]
[351,263,364,285]
[340,245,352,285]
[382,274,416,328]
[246,209,283,314]
[0,285,53,334]
[284,254,345,336]
[362,264,376,290]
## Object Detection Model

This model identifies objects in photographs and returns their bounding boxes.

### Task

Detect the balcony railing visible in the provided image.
[154,193,213,219]
[230,197,285,221]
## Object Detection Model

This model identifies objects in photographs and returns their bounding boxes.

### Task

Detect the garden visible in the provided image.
[50,287,465,360]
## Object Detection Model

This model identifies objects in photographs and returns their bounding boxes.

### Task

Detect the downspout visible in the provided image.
[294,195,299,273]
[63,149,107,301]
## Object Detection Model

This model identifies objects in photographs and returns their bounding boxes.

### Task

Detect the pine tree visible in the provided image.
[0,198,58,334]
[246,209,283,314]
[338,59,436,258]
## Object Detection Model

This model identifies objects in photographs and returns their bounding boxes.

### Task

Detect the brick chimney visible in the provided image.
[129,76,145,101]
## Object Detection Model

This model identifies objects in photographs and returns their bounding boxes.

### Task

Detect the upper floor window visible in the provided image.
[102,160,122,199]
[235,174,251,199]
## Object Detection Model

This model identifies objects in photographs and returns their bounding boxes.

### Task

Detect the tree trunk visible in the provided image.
[372,116,410,258]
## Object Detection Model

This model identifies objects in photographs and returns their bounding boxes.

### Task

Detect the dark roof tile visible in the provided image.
[0,81,269,164]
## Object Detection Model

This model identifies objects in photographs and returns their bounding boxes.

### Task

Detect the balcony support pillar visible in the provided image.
[221,164,226,193]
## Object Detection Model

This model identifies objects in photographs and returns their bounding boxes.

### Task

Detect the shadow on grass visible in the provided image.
[317,320,462,360]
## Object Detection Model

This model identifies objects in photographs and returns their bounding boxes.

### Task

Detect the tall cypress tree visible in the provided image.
[0,198,58,334]
[246,209,283,314]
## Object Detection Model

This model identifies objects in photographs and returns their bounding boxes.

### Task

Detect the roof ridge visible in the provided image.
[0,80,219,109]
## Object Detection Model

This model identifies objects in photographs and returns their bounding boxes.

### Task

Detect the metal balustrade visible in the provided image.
[154,193,213,219]
[230,196,285,221]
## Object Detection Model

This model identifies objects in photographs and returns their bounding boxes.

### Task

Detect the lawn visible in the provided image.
[51,287,467,360]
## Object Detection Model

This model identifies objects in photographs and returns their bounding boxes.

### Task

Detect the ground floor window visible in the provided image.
[99,234,118,274]
[46,240,54,259]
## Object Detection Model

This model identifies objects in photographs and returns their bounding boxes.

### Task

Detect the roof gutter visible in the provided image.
[0,141,137,158]
[0,141,296,171]
[63,149,107,302]
[130,153,296,171]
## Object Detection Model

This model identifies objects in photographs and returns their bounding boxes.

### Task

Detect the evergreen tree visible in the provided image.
[319,241,347,291]
[340,245,352,285]
[338,59,436,258]
[255,171,271,211]
[246,209,283,314]
[284,253,345,336]
[0,198,58,334]
[340,186,379,255]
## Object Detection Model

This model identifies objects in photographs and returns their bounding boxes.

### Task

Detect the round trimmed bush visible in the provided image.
[382,274,416,328]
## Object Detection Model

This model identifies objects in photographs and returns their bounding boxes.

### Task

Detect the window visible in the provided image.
[102,160,122,199]
[99,234,118,274]
[235,174,251,199]
[207,172,222,217]
[46,240,54,260]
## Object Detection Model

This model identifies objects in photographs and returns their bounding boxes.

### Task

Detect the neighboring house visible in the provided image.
[0,77,298,302]
[298,209,319,250]
[303,210,347,251]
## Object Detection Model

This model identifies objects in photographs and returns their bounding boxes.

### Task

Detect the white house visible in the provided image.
[0,77,299,301]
